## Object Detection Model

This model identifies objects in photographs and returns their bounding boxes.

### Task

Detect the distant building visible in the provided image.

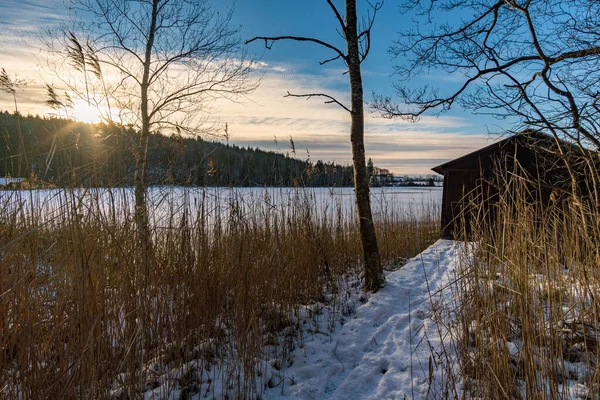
[432,131,593,238]
[0,177,26,189]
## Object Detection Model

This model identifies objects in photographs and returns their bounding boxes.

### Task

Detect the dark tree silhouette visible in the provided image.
[372,0,600,208]
[0,111,358,188]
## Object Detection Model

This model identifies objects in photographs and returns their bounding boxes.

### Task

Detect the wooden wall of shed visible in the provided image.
[439,148,569,239]
[441,169,480,238]
[436,133,596,239]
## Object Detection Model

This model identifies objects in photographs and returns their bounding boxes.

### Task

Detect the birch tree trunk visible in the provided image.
[345,0,383,291]
[50,0,256,262]
[134,0,159,262]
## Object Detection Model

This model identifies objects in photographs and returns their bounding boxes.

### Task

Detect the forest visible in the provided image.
[0,111,360,187]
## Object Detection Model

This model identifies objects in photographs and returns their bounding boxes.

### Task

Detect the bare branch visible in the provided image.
[245,36,347,62]
[374,0,600,153]
[319,54,343,65]
[284,91,351,113]
[326,0,346,32]
[357,1,383,61]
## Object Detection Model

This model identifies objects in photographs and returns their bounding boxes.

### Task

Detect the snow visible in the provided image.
[140,239,460,400]
[262,239,459,400]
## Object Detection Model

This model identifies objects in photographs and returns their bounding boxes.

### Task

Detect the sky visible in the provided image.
[0,0,509,174]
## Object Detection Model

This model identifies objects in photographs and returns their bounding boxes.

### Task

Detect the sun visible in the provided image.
[72,100,102,124]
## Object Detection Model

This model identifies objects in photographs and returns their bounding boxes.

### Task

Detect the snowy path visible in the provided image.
[265,239,459,400]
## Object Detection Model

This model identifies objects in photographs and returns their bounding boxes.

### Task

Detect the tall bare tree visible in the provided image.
[372,0,600,203]
[46,0,257,250]
[247,0,384,291]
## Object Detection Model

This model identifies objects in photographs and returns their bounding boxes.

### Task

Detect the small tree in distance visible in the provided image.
[45,0,258,254]
[246,0,384,291]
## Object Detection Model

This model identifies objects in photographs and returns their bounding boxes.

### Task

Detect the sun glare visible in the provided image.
[72,100,102,124]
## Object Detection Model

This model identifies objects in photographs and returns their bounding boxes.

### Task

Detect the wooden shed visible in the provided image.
[432,131,588,238]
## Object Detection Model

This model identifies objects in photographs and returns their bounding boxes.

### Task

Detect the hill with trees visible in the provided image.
[0,111,359,187]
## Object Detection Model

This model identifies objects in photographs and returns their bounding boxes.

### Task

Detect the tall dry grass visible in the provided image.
[448,169,600,398]
[0,185,439,398]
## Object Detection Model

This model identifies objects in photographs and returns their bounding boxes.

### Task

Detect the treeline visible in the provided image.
[0,111,359,187]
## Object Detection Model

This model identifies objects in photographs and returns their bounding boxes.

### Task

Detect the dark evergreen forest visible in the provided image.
[0,111,360,187]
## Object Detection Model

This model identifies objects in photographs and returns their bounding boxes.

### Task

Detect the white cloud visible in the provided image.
[0,42,492,174]
[211,66,491,173]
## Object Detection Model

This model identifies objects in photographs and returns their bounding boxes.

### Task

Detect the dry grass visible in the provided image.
[0,185,439,398]
[448,174,600,399]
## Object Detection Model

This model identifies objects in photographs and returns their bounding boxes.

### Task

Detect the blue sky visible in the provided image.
[0,0,507,174]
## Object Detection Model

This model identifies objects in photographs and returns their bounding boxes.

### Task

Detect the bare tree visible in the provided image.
[46,0,257,251]
[372,0,600,202]
[247,0,384,291]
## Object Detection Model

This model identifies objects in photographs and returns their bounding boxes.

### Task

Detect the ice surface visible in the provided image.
[0,186,442,227]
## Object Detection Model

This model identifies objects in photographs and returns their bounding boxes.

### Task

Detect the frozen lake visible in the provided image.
[0,186,442,227]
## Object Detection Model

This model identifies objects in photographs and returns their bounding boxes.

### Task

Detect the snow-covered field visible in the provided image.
[143,240,461,400]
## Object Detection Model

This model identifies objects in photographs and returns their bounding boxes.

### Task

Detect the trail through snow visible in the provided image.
[265,239,459,400]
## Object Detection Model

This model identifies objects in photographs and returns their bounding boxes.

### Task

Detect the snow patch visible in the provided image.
[263,239,460,400]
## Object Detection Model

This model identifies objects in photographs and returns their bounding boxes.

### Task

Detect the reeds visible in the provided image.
[0,185,439,398]
[447,169,600,399]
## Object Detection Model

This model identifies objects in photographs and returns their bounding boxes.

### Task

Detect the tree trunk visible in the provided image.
[346,0,383,291]
[134,0,158,267]
[128,3,159,393]
[134,128,150,251]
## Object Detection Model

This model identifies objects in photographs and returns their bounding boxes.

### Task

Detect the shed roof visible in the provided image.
[431,130,581,175]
